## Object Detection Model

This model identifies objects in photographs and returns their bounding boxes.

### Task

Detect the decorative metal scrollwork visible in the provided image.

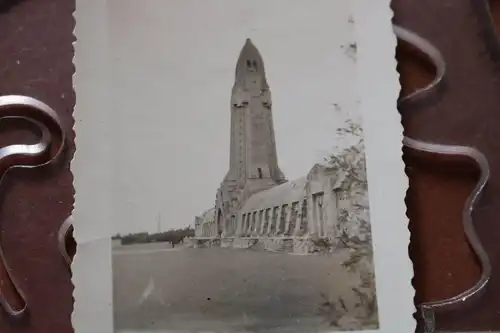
[0,95,66,319]
[395,25,491,333]
[58,216,74,266]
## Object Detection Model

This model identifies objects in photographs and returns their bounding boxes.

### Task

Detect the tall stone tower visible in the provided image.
[214,38,286,237]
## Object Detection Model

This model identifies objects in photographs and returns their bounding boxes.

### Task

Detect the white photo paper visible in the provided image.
[73,1,413,332]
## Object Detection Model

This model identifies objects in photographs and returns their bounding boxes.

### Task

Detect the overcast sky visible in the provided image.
[106,0,359,234]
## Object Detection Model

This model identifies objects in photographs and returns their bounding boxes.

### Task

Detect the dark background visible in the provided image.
[0,1,74,332]
[1,0,500,332]
[397,0,500,331]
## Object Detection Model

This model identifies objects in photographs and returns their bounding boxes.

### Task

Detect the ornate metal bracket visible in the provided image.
[58,216,73,266]
[395,25,492,333]
[0,95,66,319]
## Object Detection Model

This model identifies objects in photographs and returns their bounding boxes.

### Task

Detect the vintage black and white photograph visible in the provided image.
[73,1,413,333]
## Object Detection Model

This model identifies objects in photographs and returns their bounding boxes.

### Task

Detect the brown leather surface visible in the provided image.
[0,0,499,332]
[395,0,500,330]
[397,36,482,309]
[0,0,75,332]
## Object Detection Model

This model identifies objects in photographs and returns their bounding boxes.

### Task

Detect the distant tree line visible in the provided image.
[112,226,195,246]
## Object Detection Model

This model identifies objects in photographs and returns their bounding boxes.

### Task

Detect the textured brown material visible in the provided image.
[0,0,75,332]
[0,0,499,332]
[397,41,483,305]
[395,0,500,330]
[405,152,482,304]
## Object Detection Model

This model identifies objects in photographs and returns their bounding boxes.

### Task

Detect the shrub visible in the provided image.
[320,118,378,329]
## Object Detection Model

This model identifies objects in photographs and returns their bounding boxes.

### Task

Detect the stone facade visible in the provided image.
[194,208,217,238]
[192,39,349,253]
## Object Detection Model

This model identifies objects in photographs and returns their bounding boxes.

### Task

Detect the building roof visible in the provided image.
[198,208,215,224]
[241,177,308,213]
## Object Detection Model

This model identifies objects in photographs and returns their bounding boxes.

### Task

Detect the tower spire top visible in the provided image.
[237,38,261,65]
[234,38,268,89]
